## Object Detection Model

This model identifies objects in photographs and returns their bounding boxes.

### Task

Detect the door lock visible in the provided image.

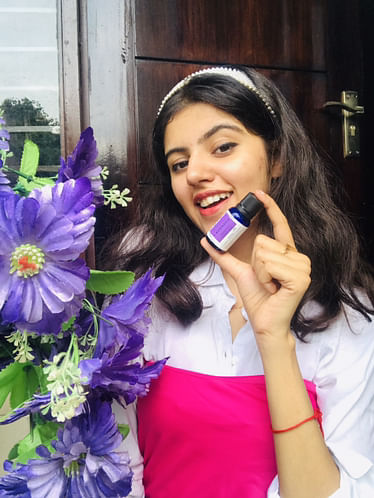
[323,91,364,158]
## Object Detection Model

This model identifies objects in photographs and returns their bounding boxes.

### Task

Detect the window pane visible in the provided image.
[0,0,60,174]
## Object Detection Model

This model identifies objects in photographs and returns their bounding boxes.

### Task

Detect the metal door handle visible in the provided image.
[322,91,364,158]
[323,101,364,115]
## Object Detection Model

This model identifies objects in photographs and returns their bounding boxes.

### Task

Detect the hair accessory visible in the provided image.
[271,409,323,434]
[157,67,277,118]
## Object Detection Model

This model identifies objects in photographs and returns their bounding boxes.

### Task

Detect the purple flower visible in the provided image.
[0,162,13,196]
[0,178,95,334]
[0,128,10,141]
[0,117,12,196]
[0,116,10,152]
[80,348,167,405]
[0,461,30,497]
[0,127,10,152]
[0,393,51,426]
[57,127,104,207]
[78,270,166,403]
[95,269,164,356]
[0,396,133,497]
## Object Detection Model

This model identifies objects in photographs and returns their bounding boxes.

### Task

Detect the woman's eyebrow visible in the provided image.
[165,124,244,162]
[165,147,188,163]
[198,124,244,143]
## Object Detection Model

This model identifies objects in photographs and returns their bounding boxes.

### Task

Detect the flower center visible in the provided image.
[10,244,45,278]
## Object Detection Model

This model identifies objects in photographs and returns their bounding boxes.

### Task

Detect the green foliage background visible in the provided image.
[0,98,60,170]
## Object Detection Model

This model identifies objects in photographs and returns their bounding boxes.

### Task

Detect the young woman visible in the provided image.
[111,66,374,497]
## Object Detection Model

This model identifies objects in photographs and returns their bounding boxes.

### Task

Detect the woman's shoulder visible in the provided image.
[299,292,374,373]
[302,291,373,338]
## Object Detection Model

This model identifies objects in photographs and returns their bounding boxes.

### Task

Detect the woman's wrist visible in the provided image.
[256,329,296,363]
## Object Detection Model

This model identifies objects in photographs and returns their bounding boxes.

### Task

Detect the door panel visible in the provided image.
[135,60,329,184]
[86,0,371,259]
[135,0,326,70]
[128,0,367,238]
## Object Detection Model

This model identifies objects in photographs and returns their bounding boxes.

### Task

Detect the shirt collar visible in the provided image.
[189,259,238,313]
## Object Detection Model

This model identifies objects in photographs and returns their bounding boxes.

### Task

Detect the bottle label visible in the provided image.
[206,211,247,251]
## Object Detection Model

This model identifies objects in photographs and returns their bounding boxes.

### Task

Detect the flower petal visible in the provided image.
[15,197,40,240]
[0,265,12,309]
[38,217,74,252]
[32,204,57,240]
[35,276,65,314]
[0,178,94,333]
[1,276,24,323]
[21,278,43,323]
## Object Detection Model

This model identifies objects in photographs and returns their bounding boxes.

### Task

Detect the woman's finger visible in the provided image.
[252,242,311,294]
[200,236,248,281]
[254,190,296,247]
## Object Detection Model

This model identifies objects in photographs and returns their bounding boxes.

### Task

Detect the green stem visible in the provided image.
[82,299,113,325]
[2,165,34,182]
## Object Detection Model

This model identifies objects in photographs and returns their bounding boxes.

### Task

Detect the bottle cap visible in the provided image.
[237,192,263,221]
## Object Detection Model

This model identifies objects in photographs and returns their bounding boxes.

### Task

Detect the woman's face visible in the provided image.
[164,102,279,236]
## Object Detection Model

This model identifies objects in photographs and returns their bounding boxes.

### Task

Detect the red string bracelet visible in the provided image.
[271,409,323,434]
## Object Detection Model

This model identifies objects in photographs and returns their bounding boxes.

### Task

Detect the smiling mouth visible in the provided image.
[197,192,232,209]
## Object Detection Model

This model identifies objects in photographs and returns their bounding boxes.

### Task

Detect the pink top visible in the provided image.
[137,365,321,498]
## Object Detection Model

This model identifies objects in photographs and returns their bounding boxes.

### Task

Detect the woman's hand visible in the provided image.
[200,190,311,347]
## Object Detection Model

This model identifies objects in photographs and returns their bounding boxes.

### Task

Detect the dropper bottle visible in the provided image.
[206,192,263,252]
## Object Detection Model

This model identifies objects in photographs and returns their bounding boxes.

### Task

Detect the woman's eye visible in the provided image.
[171,160,188,172]
[215,142,237,154]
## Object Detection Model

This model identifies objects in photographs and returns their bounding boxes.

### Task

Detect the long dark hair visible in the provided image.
[108,66,374,339]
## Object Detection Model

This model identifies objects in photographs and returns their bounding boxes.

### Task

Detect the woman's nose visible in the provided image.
[186,153,214,185]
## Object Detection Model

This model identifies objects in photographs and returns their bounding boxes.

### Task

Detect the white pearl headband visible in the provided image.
[157,67,277,118]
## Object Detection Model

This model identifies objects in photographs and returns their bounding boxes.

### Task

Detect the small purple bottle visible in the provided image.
[206,192,263,252]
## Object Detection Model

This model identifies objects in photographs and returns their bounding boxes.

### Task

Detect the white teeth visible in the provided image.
[199,192,231,208]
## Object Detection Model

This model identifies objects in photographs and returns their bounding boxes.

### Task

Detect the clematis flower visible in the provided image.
[57,127,104,206]
[80,344,167,405]
[0,117,12,196]
[79,270,167,404]
[0,131,10,150]
[0,461,30,497]
[0,118,10,152]
[95,269,164,356]
[0,161,13,195]
[0,396,133,497]
[0,393,51,425]
[0,178,95,335]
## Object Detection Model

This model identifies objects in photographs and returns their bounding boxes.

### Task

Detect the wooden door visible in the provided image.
[86,0,372,261]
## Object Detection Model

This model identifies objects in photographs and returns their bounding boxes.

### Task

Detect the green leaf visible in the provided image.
[118,423,130,440]
[86,270,135,295]
[0,362,24,409]
[62,315,76,332]
[12,421,60,464]
[19,139,39,178]
[18,176,55,194]
[0,362,42,411]
[17,139,55,194]
[8,443,19,461]
[0,337,13,362]
[11,364,40,409]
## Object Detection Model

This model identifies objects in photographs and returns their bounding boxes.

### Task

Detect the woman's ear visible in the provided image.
[271,161,283,179]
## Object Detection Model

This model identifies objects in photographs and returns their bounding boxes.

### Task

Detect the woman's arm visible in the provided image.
[201,190,340,498]
[261,335,339,498]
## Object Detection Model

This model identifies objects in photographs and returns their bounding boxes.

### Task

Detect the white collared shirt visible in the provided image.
[117,259,374,497]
